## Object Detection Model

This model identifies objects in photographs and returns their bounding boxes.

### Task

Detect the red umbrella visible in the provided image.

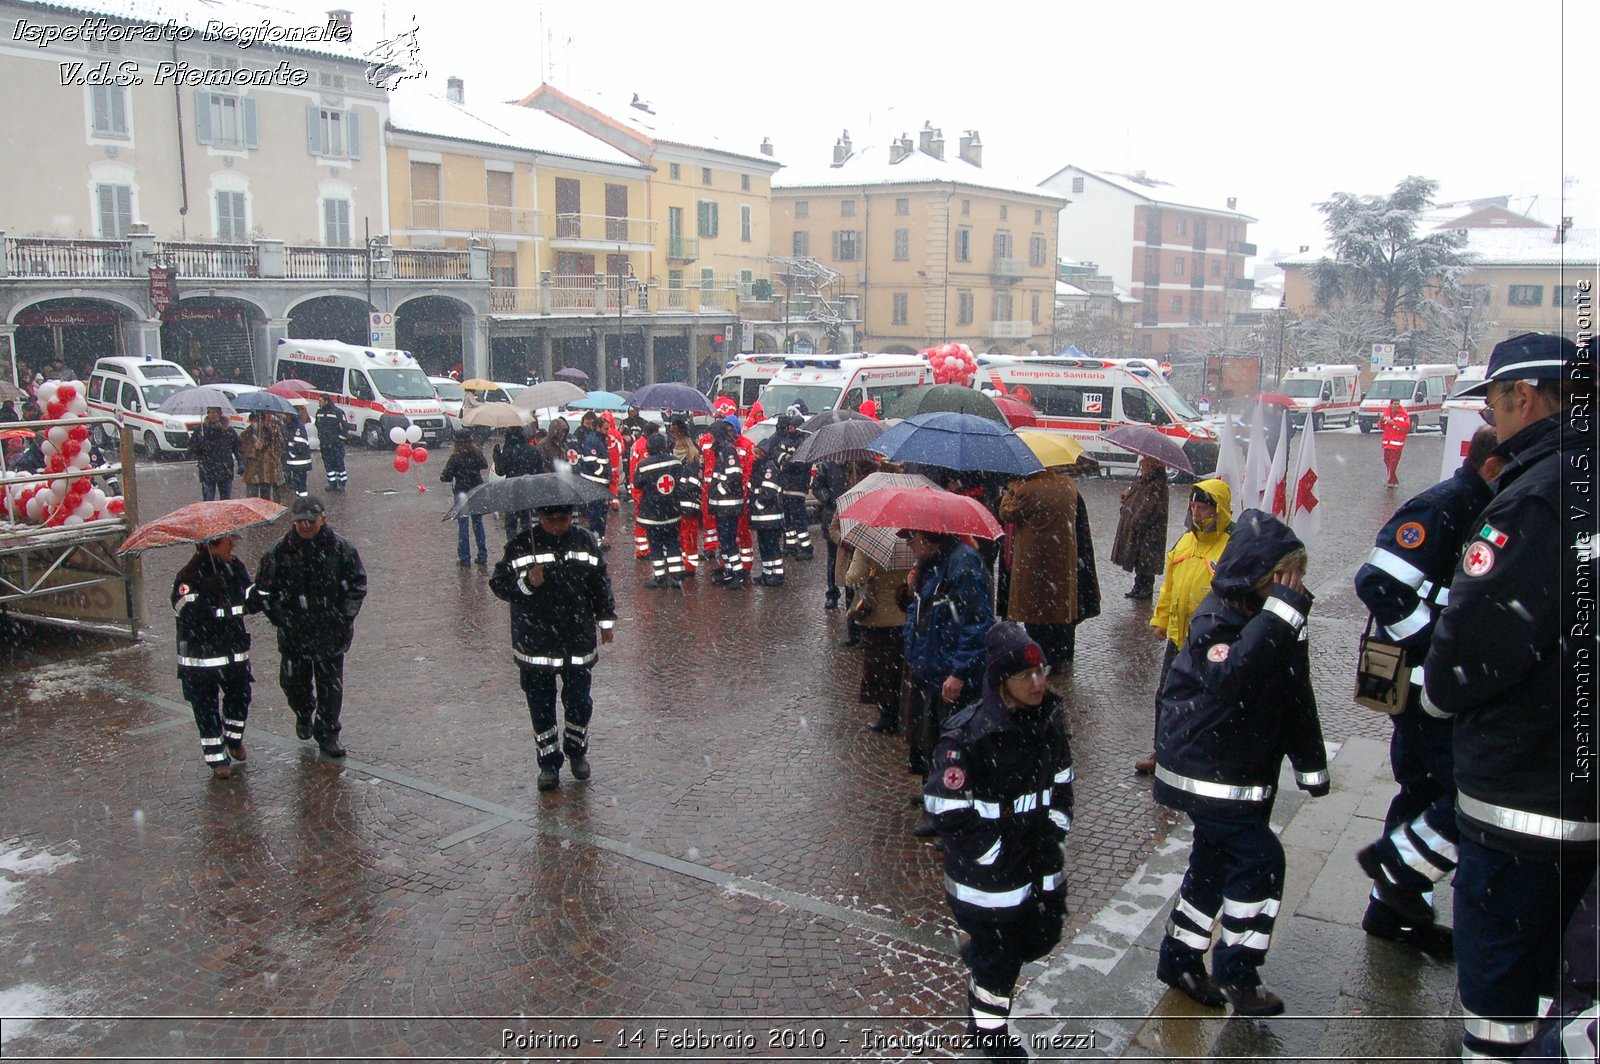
[839,486,1004,540]
[1255,392,1296,407]
[116,498,288,554]
[265,379,316,398]
[991,395,1037,428]
[0,428,34,441]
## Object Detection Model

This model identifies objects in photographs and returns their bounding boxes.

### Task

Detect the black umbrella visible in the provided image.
[800,408,872,432]
[789,418,886,464]
[555,367,591,384]
[443,473,609,520]
[627,381,713,413]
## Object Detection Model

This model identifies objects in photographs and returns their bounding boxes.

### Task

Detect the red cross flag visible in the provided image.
[1263,411,1291,521]
[1288,418,1321,554]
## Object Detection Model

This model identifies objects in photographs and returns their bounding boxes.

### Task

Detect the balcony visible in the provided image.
[1230,276,1256,291]
[405,200,542,237]
[1228,241,1257,256]
[393,248,472,280]
[1143,271,1162,287]
[988,320,1034,339]
[162,241,257,279]
[286,245,367,280]
[6,237,133,277]
[550,213,656,251]
[990,256,1026,279]
[666,236,699,262]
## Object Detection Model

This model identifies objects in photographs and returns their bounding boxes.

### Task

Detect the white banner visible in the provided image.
[1440,409,1479,481]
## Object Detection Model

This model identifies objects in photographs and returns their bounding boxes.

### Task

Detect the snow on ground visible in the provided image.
[23,660,109,704]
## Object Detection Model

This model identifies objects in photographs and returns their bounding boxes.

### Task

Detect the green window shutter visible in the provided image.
[194,90,214,144]
[242,97,258,148]
[306,105,322,155]
[346,110,361,159]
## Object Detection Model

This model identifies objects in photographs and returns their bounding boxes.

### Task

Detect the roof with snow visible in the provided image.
[776,142,1067,203]
[1277,226,1598,268]
[1042,164,1257,221]
[387,87,645,168]
[519,83,778,167]
[1055,281,1089,299]
[10,0,366,62]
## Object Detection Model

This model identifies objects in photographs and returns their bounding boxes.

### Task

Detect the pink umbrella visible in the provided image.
[839,486,1004,540]
[991,395,1037,428]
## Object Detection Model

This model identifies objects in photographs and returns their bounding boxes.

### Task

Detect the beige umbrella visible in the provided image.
[463,402,526,429]
[513,380,587,412]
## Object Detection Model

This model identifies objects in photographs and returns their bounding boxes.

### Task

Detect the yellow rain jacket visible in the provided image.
[1150,477,1233,649]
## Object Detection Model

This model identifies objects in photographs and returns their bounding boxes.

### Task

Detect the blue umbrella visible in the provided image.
[569,390,630,411]
[626,381,712,413]
[158,386,236,416]
[229,390,297,414]
[871,411,1043,476]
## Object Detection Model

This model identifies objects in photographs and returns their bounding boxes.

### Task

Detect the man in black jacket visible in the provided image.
[173,533,260,779]
[1424,332,1596,1064]
[1351,425,1500,955]
[1153,510,1327,1018]
[924,622,1073,1062]
[632,434,686,588]
[489,503,616,790]
[253,496,367,757]
[770,413,813,559]
[313,394,349,492]
[188,406,242,501]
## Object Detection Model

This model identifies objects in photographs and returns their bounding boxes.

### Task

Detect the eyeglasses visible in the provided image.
[1479,385,1514,426]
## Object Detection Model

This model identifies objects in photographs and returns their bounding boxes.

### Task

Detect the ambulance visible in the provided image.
[1277,363,1361,429]
[1439,364,1487,438]
[710,354,788,416]
[86,356,202,456]
[978,354,1219,475]
[273,339,449,448]
[755,353,933,420]
[1357,363,1458,434]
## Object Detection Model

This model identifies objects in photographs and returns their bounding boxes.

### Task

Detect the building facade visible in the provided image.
[772,126,1062,355]
[1038,164,1256,359]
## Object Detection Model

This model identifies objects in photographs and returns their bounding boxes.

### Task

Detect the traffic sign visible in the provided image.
[1370,342,1396,368]
[370,311,396,348]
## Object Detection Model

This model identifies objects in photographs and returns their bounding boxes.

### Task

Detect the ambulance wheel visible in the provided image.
[142,431,162,459]
[1358,418,1374,434]
[362,421,384,448]
[1312,412,1325,432]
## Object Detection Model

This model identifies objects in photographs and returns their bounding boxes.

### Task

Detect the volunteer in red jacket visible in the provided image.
[1379,399,1411,487]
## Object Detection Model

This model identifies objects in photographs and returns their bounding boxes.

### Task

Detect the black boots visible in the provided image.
[868,707,900,733]
[1126,574,1155,599]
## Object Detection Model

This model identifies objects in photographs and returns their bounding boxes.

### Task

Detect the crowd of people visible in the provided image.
[144,331,1596,1062]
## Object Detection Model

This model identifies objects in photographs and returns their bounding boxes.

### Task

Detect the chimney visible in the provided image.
[889,133,913,164]
[927,128,944,160]
[759,137,773,157]
[1299,245,1310,254]
[1226,196,1237,210]
[1559,216,1574,244]
[326,8,352,37]
[958,130,982,167]
[446,77,464,104]
[629,93,654,114]
[918,121,944,158]
[832,129,853,166]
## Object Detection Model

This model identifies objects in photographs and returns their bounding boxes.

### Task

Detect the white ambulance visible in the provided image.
[273,339,449,448]
[755,354,933,420]
[1357,363,1459,433]
[978,354,1220,475]
[1277,363,1361,429]
[711,354,789,416]
[85,356,202,456]
[1439,364,1488,437]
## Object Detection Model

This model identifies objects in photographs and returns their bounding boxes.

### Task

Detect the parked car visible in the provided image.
[429,376,466,435]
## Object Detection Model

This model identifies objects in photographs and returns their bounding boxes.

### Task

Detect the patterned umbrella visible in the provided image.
[789,418,885,465]
[839,486,1005,539]
[627,382,713,413]
[116,498,287,554]
[871,411,1043,476]
[158,386,236,416]
[841,521,916,571]
[513,380,587,412]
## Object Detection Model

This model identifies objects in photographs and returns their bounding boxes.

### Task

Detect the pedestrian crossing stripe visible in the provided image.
[1479,523,1509,548]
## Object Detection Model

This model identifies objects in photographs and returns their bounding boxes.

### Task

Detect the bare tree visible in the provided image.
[1294,305,1396,365]
[1055,307,1134,358]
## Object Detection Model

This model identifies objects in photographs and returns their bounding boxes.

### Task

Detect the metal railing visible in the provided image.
[7,237,135,278]
[666,236,699,261]
[988,320,1034,339]
[551,213,656,245]
[393,248,470,280]
[160,241,257,278]
[285,245,368,280]
[991,256,1027,278]
[406,200,542,237]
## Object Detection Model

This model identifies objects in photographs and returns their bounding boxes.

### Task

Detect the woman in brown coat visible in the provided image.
[998,468,1100,668]
[1111,456,1170,599]
[843,548,910,733]
[239,412,286,501]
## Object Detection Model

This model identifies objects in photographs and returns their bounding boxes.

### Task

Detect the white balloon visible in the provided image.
[74,499,94,520]
[63,514,84,527]
[25,495,45,521]
[405,425,424,444]
[47,426,68,447]
[88,488,107,509]
[68,451,90,469]
[388,426,406,445]
[46,482,66,505]
[36,382,59,404]
[69,397,88,415]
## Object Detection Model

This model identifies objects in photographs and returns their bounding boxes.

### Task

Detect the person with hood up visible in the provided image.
[1111,456,1170,599]
[1136,477,1233,776]
[172,533,261,779]
[1152,509,1327,1018]
[923,622,1073,1062]
[537,416,570,471]
[493,426,546,542]
[187,405,242,501]
[240,411,285,501]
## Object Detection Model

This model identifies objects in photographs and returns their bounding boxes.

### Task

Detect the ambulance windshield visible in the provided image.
[759,383,840,415]
[369,368,436,400]
[1281,379,1325,398]
[1147,382,1200,420]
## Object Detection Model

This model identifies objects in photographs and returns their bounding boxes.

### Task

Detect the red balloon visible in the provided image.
[63,440,82,459]
[411,446,429,464]
[46,455,66,473]
[393,455,411,473]
[395,442,414,459]
[68,425,89,442]
[57,385,77,402]
[45,401,66,420]
[107,497,126,515]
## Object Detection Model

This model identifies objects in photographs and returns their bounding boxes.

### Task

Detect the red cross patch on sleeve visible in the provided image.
[941,766,967,791]
[1463,540,1496,577]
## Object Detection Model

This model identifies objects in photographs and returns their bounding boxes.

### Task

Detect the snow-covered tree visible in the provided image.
[1055,307,1134,358]
[1293,305,1396,365]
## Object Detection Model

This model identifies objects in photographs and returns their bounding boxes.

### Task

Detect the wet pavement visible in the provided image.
[0,427,1459,1060]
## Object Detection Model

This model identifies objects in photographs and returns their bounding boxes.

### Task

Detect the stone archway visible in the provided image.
[396,294,474,377]
[160,295,265,384]
[287,295,371,346]
[12,297,136,380]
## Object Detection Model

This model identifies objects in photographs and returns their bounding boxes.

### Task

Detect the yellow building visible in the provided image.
[771,127,1063,355]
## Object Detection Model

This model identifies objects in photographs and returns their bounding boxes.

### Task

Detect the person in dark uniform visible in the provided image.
[489,503,617,790]
[746,436,786,586]
[493,425,547,542]
[1423,332,1596,1064]
[1352,425,1502,955]
[771,412,814,559]
[1153,510,1328,1018]
[252,496,367,758]
[313,394,349,492]
[706,419,748,589]
[282,413,313,498]
[573,413,613,545]
[923,622,1073,1062]
[172,533,259,779]
[188,406,242,501]
[632,433,686,589]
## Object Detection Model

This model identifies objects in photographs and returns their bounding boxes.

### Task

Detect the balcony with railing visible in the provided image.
[5,237,134,278]
[393,247,471,280]
[162,241,257,278]
[1190,273,1205,289]
[551,213,656,249]
[286,245,367,279]
[988,320,1034,339]
[1230,276,1255,290]
[1228,241,1257,256]
[406,200,542,237]
[666,236,699,262]
[990,256,1026,279]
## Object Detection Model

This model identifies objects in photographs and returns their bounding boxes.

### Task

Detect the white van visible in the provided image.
[1440,365,1487,437]
[1278,363,1361,429]
[978,355,1220,475]
[711,354,789,415]
[755,354,933,421]
[1357,363,1459,433]
[274,339,449,448]
[86,356,202,456]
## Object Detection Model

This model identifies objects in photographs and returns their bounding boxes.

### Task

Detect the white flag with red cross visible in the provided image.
[1240,402,1271,510]
[1288,417,1321,554]
[1263,412,1291,520]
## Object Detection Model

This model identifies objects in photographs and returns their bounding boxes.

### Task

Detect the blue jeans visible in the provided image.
[200,478,233,501]
[456,492,487,562]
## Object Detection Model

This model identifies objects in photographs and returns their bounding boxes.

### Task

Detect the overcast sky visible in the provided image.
[338,0,1596,265]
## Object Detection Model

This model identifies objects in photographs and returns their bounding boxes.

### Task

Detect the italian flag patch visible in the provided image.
[1480,523,1509,548]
